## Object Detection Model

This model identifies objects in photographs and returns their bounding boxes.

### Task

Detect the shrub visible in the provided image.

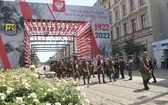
[0,68,89,105]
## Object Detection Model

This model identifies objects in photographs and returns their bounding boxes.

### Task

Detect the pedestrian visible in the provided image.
[43,66,46,71]
[128,57,133,80]
[153,58,157,69]
[147,56,157,83]
[161,56,165,69]
[166,56,168,69]
[119,57,125,79]
[96,55,106,83]
[139,51,152,90]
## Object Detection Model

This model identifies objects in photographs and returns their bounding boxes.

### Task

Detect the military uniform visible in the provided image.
[57,61,62,79]
[73,60,80,80]
[96,56,106,83]
[82,59,90,85]
[139,52,152,90]
[53,61,59,77]
[78,61,83,76]
[89,59,95,78]
[109,57,116,81]
[128,58,133,80]
[67,60,73,78]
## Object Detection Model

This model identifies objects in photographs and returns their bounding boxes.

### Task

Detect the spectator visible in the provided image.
[118,57,125,79]
[166,56,168,69]
[43,66,46,71]
[153,58,157,69]
[148,56,157,83]
[161,56,165,69]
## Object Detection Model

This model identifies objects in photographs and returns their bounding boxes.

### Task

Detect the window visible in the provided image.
[139,0,145,6]
[109,16,112,24]
[116,27,120,38]
[124,23,128,35]
[141,14,147,29]
[132,19,136,32]
[115,0,117,3]
[130,0,135,11]
[108,1,110,8]
[111,31,113,40]
[122,4,127,16]
[115,10,119,21]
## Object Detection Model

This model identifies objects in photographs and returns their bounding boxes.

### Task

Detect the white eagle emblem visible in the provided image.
[55,1,64,10]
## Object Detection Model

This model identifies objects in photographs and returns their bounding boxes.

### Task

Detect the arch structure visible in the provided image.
[0,0,112,70]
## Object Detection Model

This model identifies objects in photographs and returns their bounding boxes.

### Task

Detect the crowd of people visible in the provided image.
[50,55,137,85]
[50,51,159,90]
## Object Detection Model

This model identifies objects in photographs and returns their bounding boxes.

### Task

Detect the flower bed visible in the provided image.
[0,68,89,105]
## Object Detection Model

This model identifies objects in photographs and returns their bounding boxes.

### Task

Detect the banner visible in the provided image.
[0,1,24,69]
[0,1,112,70]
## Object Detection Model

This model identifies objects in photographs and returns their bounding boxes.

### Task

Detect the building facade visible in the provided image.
[100,0,163,58]
[152,0,168,68]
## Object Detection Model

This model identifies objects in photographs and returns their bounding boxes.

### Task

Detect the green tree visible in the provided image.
[112,41,120,57]
[123,37,146,55]
[123,37,146,69]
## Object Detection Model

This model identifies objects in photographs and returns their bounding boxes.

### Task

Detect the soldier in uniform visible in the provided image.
[109,57,116,82]
[60,61,67,78]
[88,59,95,78]
[96,56,106,83]
[82,58,90,85]
[67,59,73,78]
[53,61,59,77]
[78,60,83,77]
[128,57,133,80]
[73,60,80,80]
[105,58,110,81]
[139,51,152,90]
[57,61,62,79]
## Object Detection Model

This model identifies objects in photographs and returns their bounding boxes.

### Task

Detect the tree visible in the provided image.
[123,37,146,69]
[112,41,120,57]
[123,37,146,55]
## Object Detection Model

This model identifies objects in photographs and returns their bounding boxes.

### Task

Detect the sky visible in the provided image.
[8,0,97,62]
[7,0,97,6]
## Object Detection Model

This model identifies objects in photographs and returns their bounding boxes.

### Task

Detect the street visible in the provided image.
[81,69,168,105]
[37,66,168,105]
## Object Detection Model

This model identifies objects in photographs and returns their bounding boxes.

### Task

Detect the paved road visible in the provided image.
[36,66,168,105]
[81,68,168,105]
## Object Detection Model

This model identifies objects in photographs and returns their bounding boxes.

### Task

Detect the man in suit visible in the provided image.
[147,56,157,83]
[119,57,125,79]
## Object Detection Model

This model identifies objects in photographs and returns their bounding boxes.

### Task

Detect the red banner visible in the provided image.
[0,35,11,71]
